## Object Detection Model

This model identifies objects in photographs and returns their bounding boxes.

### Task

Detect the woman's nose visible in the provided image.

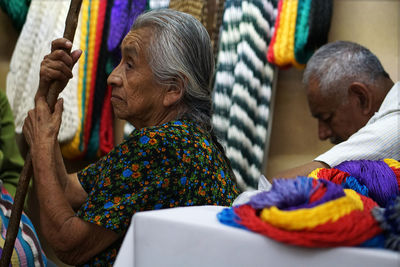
[107,66,122,87]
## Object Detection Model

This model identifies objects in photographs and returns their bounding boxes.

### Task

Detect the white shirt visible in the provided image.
[315,82,400,167]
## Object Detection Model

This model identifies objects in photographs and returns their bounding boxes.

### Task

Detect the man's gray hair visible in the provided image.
[131,9,214,130]
[303,41,390,97]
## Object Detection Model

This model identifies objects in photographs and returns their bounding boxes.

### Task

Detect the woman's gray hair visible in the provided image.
[131,9,215,130]
[303,41,390,98]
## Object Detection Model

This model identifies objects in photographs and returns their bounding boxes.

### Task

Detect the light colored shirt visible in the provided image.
[315,82,400,167]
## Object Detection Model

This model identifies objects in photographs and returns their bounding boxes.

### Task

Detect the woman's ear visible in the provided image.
[163,77,185,107]
[348,82,373,116]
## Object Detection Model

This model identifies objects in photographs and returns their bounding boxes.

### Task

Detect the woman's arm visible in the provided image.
[53,142,87,210]
[23,39,119,265]
[25,95,119,266]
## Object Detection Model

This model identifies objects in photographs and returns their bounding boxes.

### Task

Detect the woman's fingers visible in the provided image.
[46,49,74,69]
[51,38,73,53]
[40,64,72,85]
[71,49,82,66]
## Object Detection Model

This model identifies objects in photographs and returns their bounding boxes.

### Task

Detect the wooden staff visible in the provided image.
[0,0,82,265]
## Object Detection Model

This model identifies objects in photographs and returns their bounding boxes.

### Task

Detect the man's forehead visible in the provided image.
[307,86,334,116]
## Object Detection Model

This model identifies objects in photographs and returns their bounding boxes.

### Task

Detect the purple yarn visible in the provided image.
[124,0,147,36]
[335,160,399,207]
[248,177,344,210]
[292,179,345,210]
[107,0,130,51]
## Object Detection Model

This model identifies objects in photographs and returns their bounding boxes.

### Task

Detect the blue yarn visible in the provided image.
[384,198,400,234]
[217,208,247,230]
[372,197,400,251]
[341,176,369,197]
[359,234,386,248]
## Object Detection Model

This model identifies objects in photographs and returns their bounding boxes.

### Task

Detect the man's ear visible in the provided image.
[348,82,373,115]
[163,77,185,107]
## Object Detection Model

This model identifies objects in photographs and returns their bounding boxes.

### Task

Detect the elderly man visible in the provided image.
[275,41,399,178]
[23,9,239,266]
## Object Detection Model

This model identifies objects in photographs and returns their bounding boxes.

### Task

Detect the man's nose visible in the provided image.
[318,120,332,141]
[107,65,122,87]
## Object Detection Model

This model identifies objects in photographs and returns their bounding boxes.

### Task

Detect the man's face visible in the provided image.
[107,28,166,129]
[306,79,364,144]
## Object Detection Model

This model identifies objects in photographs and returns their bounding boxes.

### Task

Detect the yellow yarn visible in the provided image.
[82,0,99,144]
[308,168,323,179]
[272,0,287,66]
[273,0,305,69]
[61,0,89,159]
[259,189,363,230]
[384,158,400,168]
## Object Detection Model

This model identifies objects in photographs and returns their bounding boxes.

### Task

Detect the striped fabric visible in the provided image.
[169,0,207,24]
[315,82,400,167]
[61,0,90,159]
[212,0,277,190]
[0,186,47,266]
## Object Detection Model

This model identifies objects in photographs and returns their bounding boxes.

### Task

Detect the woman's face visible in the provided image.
[107,28,167,129]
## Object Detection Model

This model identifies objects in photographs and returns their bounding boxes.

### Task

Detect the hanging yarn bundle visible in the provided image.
[212,0,278,190]
[218,159,400,250]
[267,0,333,68]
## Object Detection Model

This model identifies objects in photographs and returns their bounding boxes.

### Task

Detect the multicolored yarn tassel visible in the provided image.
[267,0,333,68]
[219,159,400,250]
[61,0,91,159]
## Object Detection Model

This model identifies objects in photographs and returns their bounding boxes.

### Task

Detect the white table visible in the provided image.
[114,206,400,267]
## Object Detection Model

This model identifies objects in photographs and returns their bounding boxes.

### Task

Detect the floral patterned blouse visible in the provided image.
[76,119,240,266]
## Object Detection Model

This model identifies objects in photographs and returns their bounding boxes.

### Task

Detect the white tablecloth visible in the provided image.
[114,206,400,267]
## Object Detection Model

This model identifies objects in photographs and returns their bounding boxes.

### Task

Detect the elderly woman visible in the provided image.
[23,9,239,266]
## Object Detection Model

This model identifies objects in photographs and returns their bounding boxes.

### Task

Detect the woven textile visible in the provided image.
[149,0,170,10]
[85,0,108,159]
[212,0,277,190]
[6,0,80,143]
[169,0,207,24]
[0,185,47,266]
[210,0,226,59]
[61,0,90,159]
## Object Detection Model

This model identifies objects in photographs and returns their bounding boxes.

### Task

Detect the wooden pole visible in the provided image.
[0,0,82,265]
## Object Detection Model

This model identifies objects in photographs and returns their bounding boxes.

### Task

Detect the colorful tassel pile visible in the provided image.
[218,159,400,251]
[267,0,333,68]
